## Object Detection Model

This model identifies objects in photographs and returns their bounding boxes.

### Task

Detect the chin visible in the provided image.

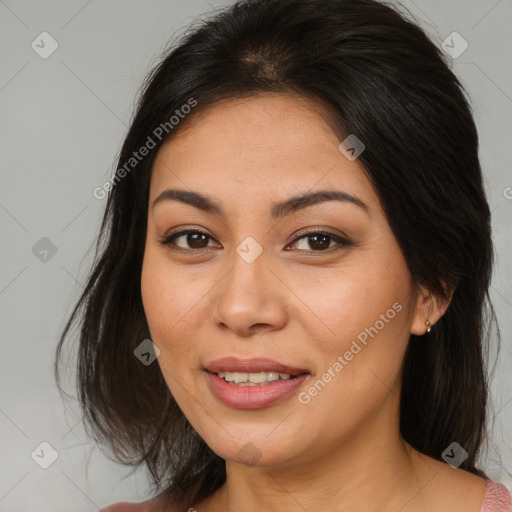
[195,424,309,468]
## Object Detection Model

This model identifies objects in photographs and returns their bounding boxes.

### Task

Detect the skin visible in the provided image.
[140,93,487,512]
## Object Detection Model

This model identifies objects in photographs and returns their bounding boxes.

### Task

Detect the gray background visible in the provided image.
[1,0,511,510]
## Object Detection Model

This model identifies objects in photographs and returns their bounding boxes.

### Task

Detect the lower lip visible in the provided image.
[205,372,309,409]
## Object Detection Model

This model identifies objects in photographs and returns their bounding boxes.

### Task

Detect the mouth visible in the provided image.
[214,370,300,386]
[204,357,310,409]
[205,356,309,381]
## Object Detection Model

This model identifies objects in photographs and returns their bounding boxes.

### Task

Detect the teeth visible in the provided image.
[217,371,293,385]
[248,372,268,384]
[266,372,280,382]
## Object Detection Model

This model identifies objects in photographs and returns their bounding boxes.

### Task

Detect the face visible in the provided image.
[141,93,429,468]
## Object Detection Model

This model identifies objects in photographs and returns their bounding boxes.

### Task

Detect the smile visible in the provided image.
[216,371,294,385]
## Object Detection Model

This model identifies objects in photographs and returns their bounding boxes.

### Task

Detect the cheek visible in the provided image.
[140,246,222,387]
[140,256,196,405]
[292,246,413,406]
[295,296,410,447]
[291,255,410,350]
[140,250,195,356]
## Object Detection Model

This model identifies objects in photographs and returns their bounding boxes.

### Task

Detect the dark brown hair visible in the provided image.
[55,0,498,508]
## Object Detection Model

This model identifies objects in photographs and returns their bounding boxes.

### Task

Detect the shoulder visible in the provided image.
[99,504,144,512]
[410,451,504,511]
[481,479,512,512]
[99,496,179,512]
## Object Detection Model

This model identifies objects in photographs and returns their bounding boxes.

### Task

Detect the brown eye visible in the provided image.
[298,233,332,250]
[160,230,219,250]
[286,230,350,253]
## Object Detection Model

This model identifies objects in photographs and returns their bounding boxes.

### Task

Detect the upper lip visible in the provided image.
[205,357,309,376]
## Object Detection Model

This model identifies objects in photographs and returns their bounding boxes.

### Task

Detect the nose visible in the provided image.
[211,245,288,337]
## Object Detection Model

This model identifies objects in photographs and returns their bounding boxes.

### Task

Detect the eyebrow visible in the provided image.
[152,188,369,219]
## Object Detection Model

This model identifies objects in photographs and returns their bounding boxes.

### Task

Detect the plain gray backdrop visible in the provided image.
[1,0,511,510]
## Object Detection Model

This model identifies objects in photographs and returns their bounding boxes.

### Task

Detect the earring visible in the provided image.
[425,320,432,333]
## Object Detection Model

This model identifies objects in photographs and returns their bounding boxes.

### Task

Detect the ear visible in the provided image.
[410,283,454,336]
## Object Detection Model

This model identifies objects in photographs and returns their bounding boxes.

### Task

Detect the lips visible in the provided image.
[204,357,310,409]
[204,357,309,376]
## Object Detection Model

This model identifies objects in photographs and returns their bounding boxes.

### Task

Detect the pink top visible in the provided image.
[482,479,512,512]
[99,478,511,512]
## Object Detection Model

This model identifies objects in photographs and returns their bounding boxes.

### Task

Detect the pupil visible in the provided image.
[310,234,329,250]
[188,233,208,248]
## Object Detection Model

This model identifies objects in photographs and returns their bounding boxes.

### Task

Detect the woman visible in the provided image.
[55,0,511,511]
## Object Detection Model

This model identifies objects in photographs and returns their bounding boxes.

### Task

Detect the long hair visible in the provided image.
[55,0,498,507]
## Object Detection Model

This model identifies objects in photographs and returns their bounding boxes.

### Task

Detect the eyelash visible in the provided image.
[158,228,350,254]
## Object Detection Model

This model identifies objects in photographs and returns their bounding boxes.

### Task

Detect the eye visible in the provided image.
[286,229,349,252]
[159,230,220,251]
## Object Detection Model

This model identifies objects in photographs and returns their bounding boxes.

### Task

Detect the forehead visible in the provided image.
[149,93,379,212]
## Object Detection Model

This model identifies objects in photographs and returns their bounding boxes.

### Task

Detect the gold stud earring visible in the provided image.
[425,320,432,333]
